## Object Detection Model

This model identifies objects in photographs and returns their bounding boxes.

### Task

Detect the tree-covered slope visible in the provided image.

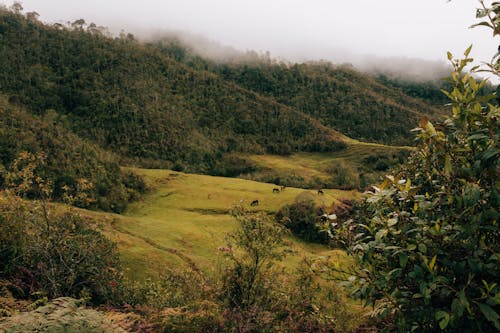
[154,38,449,146]
[211,62,446,146]
[0,9,345,174]
[0,96,145,212]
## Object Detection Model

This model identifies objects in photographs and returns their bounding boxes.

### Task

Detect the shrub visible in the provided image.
[0,193,122,304]
[0,154,122,304]
[325,161,360,190]
[276,192,329,244]
[341,48,499,331]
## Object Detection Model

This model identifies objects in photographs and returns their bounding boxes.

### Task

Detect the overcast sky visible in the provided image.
[3,0,498,75]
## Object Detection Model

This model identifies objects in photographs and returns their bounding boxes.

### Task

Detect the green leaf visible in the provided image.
[478,303,500,329]
[399,253,408,268]
[470,22,494,29]
[436,311,450,329]
[407,244,417,251]
[444,154,452,176]
[476,9,490,18]
[464,44,473,57]
[429,255,437,271]
[375,228,388,241]
[452,298,465,317]
[468,134,488,140]
[482,147,499,162]
[387,218,398,227]
[447,51,453,61]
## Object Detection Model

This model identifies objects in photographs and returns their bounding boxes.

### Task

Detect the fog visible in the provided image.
[3,0,498,81]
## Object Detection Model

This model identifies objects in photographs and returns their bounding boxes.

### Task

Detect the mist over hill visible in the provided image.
[0,7,450,175]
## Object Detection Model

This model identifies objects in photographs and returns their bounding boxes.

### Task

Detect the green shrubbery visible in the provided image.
[276,192,330,244]
[0,194,121,305]
[0,101,147,213]
[0,152,123,304]
[337,46,499,331]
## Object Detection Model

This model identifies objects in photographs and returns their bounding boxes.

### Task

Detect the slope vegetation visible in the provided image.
[0,96,144,212]
[0,9,450,175]
[0,9,344,174]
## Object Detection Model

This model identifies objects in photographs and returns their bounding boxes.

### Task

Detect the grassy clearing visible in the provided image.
[242,141,413,185]
[66,142,406,281]
[82,169,357,280]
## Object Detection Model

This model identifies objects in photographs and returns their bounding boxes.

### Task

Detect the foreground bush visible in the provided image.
[0,153,123,304]
[0,192,122,304]
[341,46,499,331]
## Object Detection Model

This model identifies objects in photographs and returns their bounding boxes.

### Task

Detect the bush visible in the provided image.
[325,161,359,190]
[0,193,122,304]
[340,49,499,331]
[276,192,329,244]
[211,154,259,177]
[0,153,122,304]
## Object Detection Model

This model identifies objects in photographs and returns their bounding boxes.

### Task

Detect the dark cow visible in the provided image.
[273,188,280,193]
[250,199,259,206]
[318,189,324,195]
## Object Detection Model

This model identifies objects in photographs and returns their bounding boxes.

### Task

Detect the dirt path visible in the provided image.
[110,219,202,274]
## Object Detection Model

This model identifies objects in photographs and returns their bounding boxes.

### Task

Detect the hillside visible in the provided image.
[154,39,448,146]
[0,96,145,212]
[0,9,448,175]
[0,9,345,175]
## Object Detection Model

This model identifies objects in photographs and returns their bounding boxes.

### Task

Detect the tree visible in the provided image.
[341,2,500,331]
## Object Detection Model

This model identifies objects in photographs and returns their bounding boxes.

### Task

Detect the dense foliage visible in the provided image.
[156,39,448,146]
[0,193,121,304]
[0,98,146,212]
[342,47,499,331]
[212,62,445,146]
[0,8,345,175]
[276,192,330,244]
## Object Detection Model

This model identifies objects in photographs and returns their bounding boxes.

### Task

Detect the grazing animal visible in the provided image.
[320,213,337,222]
[217,246,232,253]
[250,199,259,206]
[280,185,286,191]
[273,188,280,193]
[318,189,324,195]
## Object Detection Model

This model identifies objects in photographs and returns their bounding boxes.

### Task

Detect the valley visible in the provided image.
[0,3,497,332]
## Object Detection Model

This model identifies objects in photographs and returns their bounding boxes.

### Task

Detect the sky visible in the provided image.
[2,0,498,78]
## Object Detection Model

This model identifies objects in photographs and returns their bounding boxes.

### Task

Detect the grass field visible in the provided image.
[240,141,413,187]
[81,168,358,280]
[80,142,408,281]
[87,141,407,280]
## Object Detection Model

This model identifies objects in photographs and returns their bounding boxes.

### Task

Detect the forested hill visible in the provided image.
[211,63,446,145]
[0,9,346,173]
[154,39,448,146]
[0,8,446,172]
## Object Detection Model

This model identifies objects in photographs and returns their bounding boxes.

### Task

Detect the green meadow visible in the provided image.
[83,167,357,280]
[89,142,408,280]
